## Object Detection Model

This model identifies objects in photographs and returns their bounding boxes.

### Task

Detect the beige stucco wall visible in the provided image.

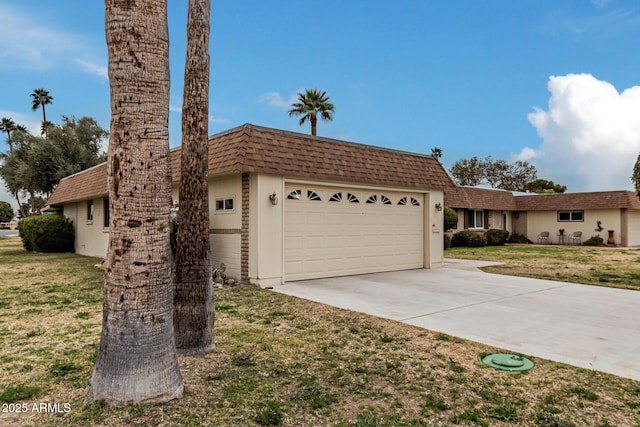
[425,191,444,268]
[208,174,242,279]
[249,174,284,286]
[64,198,109,258]
[526,209,622,245]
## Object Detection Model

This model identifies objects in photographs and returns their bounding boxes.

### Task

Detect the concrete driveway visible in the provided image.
[273,259,640,381]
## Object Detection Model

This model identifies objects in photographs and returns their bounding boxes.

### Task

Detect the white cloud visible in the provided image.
[0,5,105,79]
[258,91,299,109]
[517,74,640,192]
[0,5,80,70]
[75,60,108,80]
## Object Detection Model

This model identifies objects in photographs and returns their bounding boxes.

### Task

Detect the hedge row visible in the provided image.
[446,228,510,248]
[18,215,75,253]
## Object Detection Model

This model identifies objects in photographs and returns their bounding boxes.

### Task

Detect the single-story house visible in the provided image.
[445,186,640,246]
[46,124,456,286]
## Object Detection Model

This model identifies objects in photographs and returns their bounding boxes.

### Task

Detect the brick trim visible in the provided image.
[241,173,249,281]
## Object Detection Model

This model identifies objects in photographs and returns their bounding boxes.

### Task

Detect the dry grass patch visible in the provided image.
[1,237,639,426]
[446,245,640,290]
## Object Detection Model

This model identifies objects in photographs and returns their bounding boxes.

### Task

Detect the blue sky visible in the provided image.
[2,0,640,208]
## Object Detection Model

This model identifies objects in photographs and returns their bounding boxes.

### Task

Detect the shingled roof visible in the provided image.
[444,186,517,211]
[514,190,640,211]
[47,124,455,206]
[443,186,640,212]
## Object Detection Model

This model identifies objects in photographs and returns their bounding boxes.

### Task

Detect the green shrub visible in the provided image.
[485,229,510,246]
[443,207,458,231]
[451,230,485,247]
[18,215,74,253]
[443,233,451,250]
[582,235,605,246]
[507,233,530,244]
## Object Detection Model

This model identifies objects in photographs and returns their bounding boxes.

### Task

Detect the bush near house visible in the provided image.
[18,215,75,253]
[450,230,485,247]
[443,233,451,250]
[507,233,531,244]
[583,235,605,246]
[443,206,458,231]
[484,229,510,246]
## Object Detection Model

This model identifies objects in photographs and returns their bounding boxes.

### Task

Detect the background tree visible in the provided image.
[524,179,567,194]
[0,201,13,222]
[173,0,214,355]
[87,0,183,405]
[450,155,538,191]
[430,147,443,159]
[30,88,53,134]
[449,156,485,186]
[633,154,640,196]
[288,88,335,136]
[0,117,107,198]
[0,118,16,151]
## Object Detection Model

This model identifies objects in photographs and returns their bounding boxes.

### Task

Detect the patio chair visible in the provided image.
[537,231,550,244]
[568,231,582,245]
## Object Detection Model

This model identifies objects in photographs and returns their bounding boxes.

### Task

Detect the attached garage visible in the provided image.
[284,184,425,281]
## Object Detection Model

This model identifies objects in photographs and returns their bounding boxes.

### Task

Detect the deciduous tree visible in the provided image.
[0,201,13,222]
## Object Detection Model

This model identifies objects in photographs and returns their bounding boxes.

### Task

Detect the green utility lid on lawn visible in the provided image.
[482,353,534,372]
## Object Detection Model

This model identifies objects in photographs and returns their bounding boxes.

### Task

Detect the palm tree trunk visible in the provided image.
[311,116,317,136]
[87,0,183,405]
[173,0,214,356]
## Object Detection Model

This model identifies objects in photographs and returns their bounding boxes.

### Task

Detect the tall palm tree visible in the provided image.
[288,88,335,136]
[87,0,183,405]
[430,147,443,159]
[0,117,16,151]
[173,0,214,356]
[30,88,53,126]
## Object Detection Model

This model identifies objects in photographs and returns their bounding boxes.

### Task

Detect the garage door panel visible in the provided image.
[285,184,424,281]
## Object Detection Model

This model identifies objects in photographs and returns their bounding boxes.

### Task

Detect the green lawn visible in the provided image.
[1,237,639,426]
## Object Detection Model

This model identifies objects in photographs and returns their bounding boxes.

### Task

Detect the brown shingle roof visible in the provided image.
[514,191,640,210]
[444,186,517,211]
[48,124,455,206]
[46,163,108,206]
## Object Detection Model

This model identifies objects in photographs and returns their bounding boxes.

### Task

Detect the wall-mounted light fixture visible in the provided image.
[269,192,278,206]
[435,202,442,211]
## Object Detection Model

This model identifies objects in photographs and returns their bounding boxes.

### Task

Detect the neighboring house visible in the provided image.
[444,186,516,232]
[46,124,456,285]
[445,186,640,246]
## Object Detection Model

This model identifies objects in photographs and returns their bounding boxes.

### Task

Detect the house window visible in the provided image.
[216,197,235,212]
[329,192,342,202]
[381,195,391,205]
[398,197,407,206]
[87,200,94,222]
[558,211,583,222]
[366,195,377,204]
[307,190,322,201]
[410,197,420,206]
[468,210,484,228]
[347,193,359,203]
[103,198,110,228]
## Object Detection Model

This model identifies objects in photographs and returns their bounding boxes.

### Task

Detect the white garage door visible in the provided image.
[284,184,424,281]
